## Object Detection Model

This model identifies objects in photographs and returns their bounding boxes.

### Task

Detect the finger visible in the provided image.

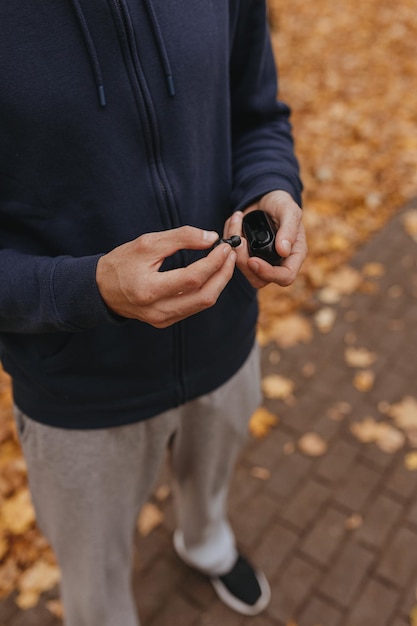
[147,250,237,327]
[152,243,234,300]
[273,204,303,259]
[248,224,307,287]
[223,211,243,239]
[136,225,219,264]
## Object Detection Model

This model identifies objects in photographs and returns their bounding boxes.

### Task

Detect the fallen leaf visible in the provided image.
[262,375,295,400]
[353,370,375,392]
[137,503,163,537]
[325,266,363,295]
[249,407,279,438]
[250,466,271,480]
[302,362,316,378]
[405,452,417,471]
[387,396,417,431]
[410,603,417,626]
[345,347,377,368]
[314,307,337,333]
[345,513,363,530]
[154,485,170,502]
[317,286,342,304]
[403,210,417,243]
[362,262,385,277]
[46,599,64,619]
[15,561,61,609]
[327,401,352,421]
[15,590,39,610]
[267,314,313,348]
[282,442,295,456]
[1,489,35,535]
[350,417,405,453]
[298,433,328,457]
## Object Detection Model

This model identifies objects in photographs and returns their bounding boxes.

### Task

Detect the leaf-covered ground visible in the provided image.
[260,0,417,334]
[1,0,417,613]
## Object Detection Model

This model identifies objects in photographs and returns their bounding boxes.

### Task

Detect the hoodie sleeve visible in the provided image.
[0,249,121,333]
[229,0,303,212]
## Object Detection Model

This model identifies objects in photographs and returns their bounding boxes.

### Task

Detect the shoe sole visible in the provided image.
[173,530,271,616]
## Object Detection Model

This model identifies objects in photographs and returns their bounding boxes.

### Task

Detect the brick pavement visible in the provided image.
[2,199,417,625]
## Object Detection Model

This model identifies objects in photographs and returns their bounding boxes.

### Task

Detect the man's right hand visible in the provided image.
[96,226,237,328]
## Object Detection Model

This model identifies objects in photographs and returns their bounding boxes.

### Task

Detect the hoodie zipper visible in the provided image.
[111,0,177,229]
[111,0,186,406]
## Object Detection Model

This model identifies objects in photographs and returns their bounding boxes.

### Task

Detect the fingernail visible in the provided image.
[281,239,291,255]
[231,211,242,224]
[204,230,219,242]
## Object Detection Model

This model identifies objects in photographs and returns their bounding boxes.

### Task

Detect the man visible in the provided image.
[0,1,306,625]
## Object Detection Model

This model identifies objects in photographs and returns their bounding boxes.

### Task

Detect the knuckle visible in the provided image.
[280,272,296,287]
[200,292,218,309]
[138,232,154,251]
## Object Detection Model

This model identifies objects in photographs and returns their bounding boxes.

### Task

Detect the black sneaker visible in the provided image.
[211,554,271,616]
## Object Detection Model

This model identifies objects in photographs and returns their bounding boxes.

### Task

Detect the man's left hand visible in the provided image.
[223,190,307,289]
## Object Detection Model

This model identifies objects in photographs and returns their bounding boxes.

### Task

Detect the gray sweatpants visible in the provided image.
[15,345,261,626]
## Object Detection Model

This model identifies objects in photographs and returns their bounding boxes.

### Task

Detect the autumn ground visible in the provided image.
[1,0,417,621]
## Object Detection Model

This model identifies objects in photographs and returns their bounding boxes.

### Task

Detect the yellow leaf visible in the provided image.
[250,466,271,480]
[314,307,337,333]
[403,210,417,243]
[18,561,60,594]
[15,590,39,610]
[327,401,352,421]
[405,452,417,471]
[345,347,377,368]
[387,396,417,431]
[350,418,405,453]
[410,603,417,626]
[1,489,35,535]
[46,599,64,619]
[137,503,163,537]
[267,314,313,348]
[262,375,295,400]
[345,513,363,530]
[362,262,385,277]
[325,266,362,295]
[353,370,375,392]
[298,433,327,457]
[249,407,279,438]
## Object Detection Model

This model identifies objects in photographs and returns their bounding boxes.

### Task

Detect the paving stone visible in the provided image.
[281,478,329,530]
[333,460,381,511]
[300,505,347,567]
[0,595,18,624]
[297,595,343,626]
[252,521,299,581]
[230,491,279,549]
[386,459,417,500]
[355,493,403,548]
[245,428,294,470]
[316,439,358,484]
[377,525,417,587]
[319,540,374,608]
[147,594,202,626]
[269,555,321,623]
[344,578,398,626]
[406,499,417,527]
[266,453,313,499]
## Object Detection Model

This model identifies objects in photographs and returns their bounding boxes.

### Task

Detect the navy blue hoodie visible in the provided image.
[0,0,302,429]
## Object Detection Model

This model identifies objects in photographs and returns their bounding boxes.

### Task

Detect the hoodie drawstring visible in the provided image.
[69,0,176,107]
[143,0,176,97]
[69,0,107,107]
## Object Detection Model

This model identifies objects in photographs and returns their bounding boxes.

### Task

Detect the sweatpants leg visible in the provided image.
[171,344,261,575]
[15,408,177,626]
